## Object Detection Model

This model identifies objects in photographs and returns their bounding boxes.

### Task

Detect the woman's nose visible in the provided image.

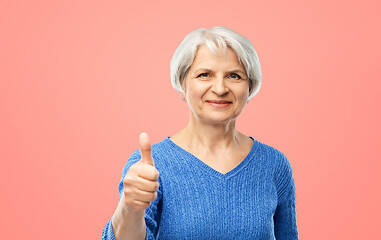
[211,77,229,96]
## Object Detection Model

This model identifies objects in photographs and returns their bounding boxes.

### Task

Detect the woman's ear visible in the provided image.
[180,78,187,102]
[180,92,186,102]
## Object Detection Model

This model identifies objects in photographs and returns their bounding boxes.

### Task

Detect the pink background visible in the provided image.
[1,0,380,239]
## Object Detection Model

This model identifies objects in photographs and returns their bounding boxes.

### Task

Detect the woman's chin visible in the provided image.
[197,115,238,125]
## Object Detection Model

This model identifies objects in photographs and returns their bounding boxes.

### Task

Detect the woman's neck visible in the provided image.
[172,114,245,153]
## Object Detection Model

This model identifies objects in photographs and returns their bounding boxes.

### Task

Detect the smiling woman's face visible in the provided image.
[183,45,250,125]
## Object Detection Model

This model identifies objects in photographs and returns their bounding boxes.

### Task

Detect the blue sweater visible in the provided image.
[102,137,298,239]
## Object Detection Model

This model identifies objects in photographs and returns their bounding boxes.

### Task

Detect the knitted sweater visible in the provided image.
[102,137,298,240]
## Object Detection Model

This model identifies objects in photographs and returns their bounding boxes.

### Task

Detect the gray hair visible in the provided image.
[170,26,262,99]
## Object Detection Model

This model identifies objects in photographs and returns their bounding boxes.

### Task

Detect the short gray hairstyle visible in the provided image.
[170,26,262,99]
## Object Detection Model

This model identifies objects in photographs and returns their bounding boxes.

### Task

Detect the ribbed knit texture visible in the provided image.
[102,137,298,240]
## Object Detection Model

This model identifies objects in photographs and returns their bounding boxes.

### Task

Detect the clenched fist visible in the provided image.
[123,133,160,210]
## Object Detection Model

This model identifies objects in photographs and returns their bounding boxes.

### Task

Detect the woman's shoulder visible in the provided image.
[252,138,292,173]
[253,138,286,158]
[252,140,296,204]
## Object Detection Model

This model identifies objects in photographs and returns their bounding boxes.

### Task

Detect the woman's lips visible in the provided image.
[206,100,232,108]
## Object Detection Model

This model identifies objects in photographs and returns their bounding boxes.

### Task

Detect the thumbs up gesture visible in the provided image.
[123,133,160,210]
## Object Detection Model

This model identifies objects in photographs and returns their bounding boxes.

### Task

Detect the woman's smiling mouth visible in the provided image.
[206,100,232,108]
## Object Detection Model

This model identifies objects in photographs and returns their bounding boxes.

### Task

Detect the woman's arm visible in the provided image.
[101,159,160,240]
[102,185,162,240]
[102,133,161,240]
[273,153,299,240]
[273,176,298,240]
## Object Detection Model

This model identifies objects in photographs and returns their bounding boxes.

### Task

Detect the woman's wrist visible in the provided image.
[112,195,146,239]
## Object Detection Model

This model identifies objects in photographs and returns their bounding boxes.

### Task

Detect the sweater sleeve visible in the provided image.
[101,150,162,240]
[273,153,299,240]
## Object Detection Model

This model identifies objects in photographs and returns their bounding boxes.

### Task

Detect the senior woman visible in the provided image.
[102,26,298,240]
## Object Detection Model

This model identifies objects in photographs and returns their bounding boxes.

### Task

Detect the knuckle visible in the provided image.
[150,182,157,190]
[124,198,133,206]
[124,187,132,195]
[130,162,142,172]
[149,193,156,202]
[152,192,158,201]
[129,164,138,171]
[123,176,134,186]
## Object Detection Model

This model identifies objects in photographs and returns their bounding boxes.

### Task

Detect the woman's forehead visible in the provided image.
[190,45,245,71]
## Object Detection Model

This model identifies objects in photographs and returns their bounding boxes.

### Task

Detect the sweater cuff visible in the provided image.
[101,218,116,240]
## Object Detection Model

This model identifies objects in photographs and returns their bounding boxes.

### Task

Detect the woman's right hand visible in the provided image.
[111,133,159,239]
[123,133,160,211]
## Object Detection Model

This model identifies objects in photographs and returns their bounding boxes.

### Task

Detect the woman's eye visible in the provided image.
[229,73,241,79]
[197,73,209,78]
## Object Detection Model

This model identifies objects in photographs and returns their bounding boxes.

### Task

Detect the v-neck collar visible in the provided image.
[164,136,259,180]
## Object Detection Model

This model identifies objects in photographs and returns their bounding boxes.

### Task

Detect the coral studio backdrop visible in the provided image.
[0,0,380,239]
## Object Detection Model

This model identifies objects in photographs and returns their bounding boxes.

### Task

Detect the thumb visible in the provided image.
[139,132,155,166]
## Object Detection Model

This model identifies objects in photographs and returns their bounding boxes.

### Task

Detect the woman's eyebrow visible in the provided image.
[193,68,212,73]
[194,68,245,73]
[228,69,247,75]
